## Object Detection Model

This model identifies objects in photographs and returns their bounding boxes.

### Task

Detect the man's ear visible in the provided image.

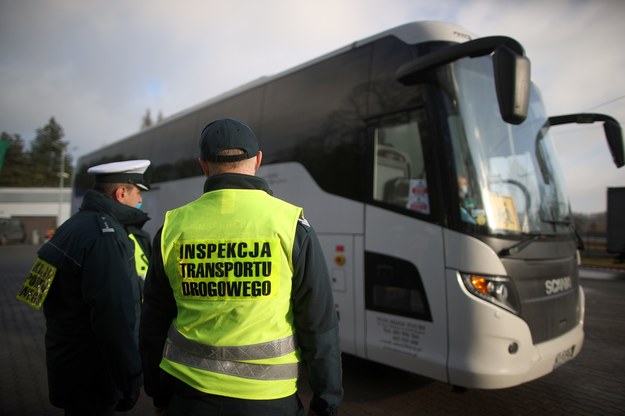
[254,151,263,172]
[198,158,210,176]
[113,185,126,203]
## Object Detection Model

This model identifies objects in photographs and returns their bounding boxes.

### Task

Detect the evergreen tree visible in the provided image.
[141,109,153,130]
[28,118,73,187]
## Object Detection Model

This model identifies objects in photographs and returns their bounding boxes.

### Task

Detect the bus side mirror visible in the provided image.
[492,46,530,125]
[604,119,624,168]
[549,113,624,168]
[397,36,530,126]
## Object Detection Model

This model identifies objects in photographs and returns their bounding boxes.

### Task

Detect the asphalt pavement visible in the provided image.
[2,244,624,415]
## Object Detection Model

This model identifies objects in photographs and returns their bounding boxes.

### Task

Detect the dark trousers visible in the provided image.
[168,392,305,416]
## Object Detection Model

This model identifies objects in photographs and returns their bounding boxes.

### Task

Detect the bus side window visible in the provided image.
[373,115,429,214]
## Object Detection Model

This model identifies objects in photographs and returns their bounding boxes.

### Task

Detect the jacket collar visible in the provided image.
[202,173,273,195]
[80,189,150,228]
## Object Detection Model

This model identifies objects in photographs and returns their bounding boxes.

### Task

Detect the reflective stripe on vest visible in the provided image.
[166,324,297,360]
[163,326,299,380]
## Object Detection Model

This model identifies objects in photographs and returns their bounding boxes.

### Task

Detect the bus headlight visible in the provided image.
[460,273,520,314]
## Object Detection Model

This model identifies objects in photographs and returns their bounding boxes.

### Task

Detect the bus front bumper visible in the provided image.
[447,277,585,389]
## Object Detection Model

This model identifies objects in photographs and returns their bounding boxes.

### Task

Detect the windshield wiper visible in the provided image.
[535,121,552,183]
[540,217,572,226]
[498,234,543,257]
[541,217,585,250]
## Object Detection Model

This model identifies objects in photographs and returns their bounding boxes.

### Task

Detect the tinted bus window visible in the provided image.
[260,46,371,201]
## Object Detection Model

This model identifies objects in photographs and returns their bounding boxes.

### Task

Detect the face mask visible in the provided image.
[460,186,468,197]
[136,202,143,210]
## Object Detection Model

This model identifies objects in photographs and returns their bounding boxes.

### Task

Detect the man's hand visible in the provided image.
[115,384,140,411]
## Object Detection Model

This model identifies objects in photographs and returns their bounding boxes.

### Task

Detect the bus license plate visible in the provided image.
[554,345,575,368]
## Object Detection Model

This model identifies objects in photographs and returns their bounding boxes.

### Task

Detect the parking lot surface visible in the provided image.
[2,244,624,415]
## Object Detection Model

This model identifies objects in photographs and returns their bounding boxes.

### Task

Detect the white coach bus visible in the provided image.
[72,21,624,389]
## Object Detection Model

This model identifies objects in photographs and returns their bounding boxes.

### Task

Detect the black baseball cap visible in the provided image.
[199,118,259,162]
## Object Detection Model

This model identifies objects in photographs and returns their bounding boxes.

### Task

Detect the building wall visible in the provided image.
[0,187,71,244]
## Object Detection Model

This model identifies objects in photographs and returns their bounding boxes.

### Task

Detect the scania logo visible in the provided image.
[545,276,572,295]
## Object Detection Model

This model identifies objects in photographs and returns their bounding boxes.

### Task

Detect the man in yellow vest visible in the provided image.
[140,119,342,415]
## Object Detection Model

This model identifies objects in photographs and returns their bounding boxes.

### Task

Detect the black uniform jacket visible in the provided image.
[39,189,149,409]
[140,173,343,415]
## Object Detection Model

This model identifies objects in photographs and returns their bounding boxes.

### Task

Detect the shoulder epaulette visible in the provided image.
[97,215,116,234]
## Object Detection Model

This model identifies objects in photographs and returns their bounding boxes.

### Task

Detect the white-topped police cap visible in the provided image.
[87,159,152,191]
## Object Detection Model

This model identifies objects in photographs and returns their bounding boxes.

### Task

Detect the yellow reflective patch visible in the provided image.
[16,257,57,311]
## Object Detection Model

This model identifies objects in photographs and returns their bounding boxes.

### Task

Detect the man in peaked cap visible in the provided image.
[88,160,154,282]
[140,119,342,416]
[22,159,152,415]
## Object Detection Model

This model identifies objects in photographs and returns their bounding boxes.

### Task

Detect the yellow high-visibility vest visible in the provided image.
[129,233,149,281]
[160,188,303,400]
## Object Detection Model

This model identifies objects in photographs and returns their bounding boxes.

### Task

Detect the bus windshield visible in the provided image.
[448,55,571,236]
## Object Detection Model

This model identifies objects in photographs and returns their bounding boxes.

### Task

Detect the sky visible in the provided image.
[1,0,624,213]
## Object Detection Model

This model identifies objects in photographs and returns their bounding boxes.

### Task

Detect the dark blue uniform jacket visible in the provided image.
[39,189,149,410]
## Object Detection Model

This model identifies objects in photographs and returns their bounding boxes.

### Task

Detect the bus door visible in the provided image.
[365,111,448,382]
